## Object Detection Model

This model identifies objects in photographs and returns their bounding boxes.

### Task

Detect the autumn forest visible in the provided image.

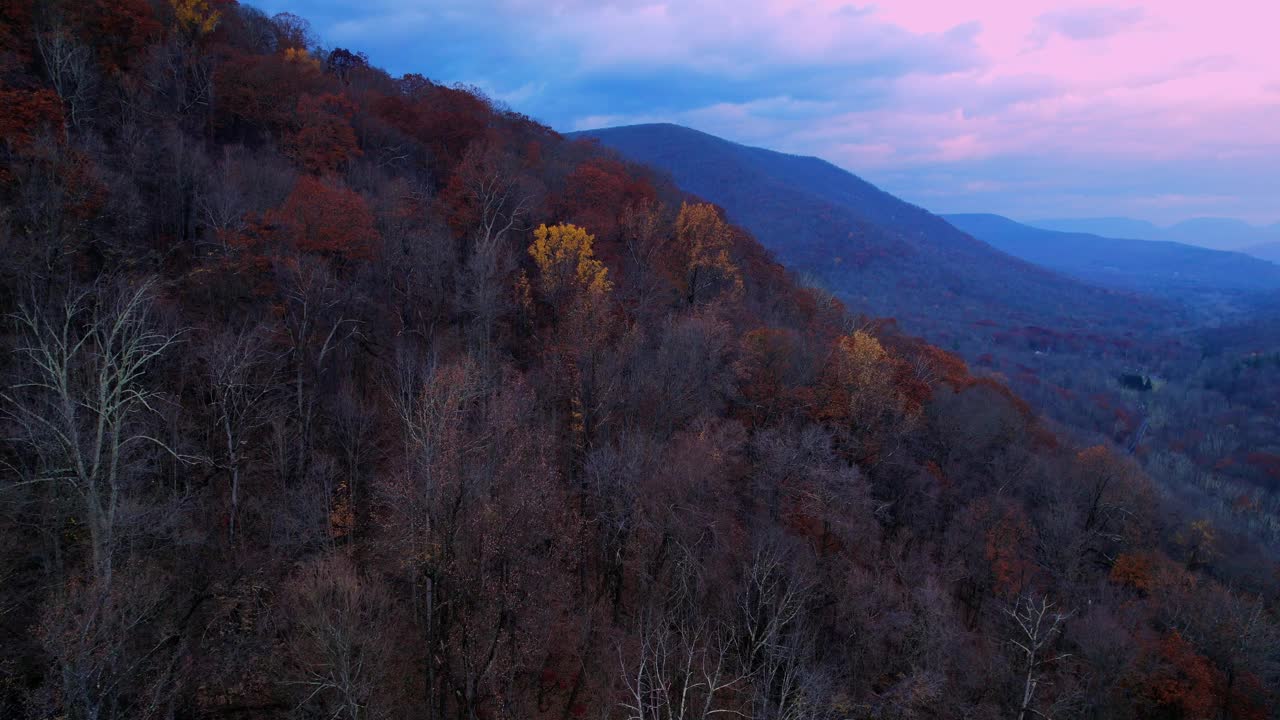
[0,1,1276,719]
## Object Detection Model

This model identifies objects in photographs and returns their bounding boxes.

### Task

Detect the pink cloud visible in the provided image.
[285,0,1280,221]
[1030,5,1147,43]
[565,1,1278,162]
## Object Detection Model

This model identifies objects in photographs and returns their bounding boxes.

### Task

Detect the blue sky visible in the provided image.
[249,1,1280,226]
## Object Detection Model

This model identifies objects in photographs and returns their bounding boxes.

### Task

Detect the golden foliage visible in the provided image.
[529,223,612,298]
[675,202,743,303]
[817,330,923,464]
[170,0,221,38]
[283,47,322,72]
[830,330,896,423]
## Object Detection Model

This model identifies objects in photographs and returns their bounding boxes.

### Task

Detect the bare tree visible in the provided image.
[735,546,817,720]
[583,435,649,618]
[280,259,361,480]
[37,29,95,129]
[620,611,745,720]
[619,544,747,720]
[376,180,454,340]
[380,358,570,720]
[278,554,407,720]
[454,140,531,255]
[1005,594,1074,720]
[3,280,183,586]
[142,36,216,121]
[452,141,531,359]
[381,357,485,719]
[329,379,378,539]
[36,563,185,720]
[617,200,673,317]
[200,326,281,545]
[8,134,96,271]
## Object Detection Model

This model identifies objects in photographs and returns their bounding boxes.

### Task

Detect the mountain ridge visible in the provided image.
[1242,241,1280,264]
[1030,215,1280,253]
[945,212,1280,295]
[572,123,1171,341]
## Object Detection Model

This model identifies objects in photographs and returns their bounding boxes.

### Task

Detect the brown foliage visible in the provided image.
[983,503,1036,598]
[1110,551,1156,592]
[1128,631,1222,719]
[734,327,812,426]
[283,93,361,174]
[0,87,64,152]
[560,156,656,244]
[265,176,379,261]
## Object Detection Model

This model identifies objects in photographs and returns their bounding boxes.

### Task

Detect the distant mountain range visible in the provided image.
[573,123,1168,343]
[1243,242,1280,264]
[1030,216,1280,255]
[944,213,1280,296]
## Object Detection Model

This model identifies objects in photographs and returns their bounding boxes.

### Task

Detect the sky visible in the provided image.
[252,1,1280,225]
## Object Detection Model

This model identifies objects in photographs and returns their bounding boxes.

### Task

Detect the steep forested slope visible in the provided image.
[574,123,1280,541]
[0,3,1277,720]
[574,123,1174,344]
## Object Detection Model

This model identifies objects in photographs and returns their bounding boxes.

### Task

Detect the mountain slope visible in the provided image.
[1242,241,1280,264]
[1033,216,1280,252]
[574,123,1170,342]
[945,213,1280,294]
[1165,218,1280,251]
[1028,216,1166,241]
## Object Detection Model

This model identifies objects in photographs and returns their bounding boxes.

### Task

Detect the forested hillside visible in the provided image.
[1,3,1277,720]
[582,122,1280,557]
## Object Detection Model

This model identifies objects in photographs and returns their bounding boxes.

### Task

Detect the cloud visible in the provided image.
[1029,6,1147,47]
[257,0,1280,224]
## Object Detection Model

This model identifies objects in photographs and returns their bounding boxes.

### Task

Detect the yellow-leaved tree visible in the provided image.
[819,330,920,464]
[283,47,323,72]
[827,331,897,429]
[528,224,616,453]
[170,0,222,39]
[675,202,743,304]
[529,223,612,301]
